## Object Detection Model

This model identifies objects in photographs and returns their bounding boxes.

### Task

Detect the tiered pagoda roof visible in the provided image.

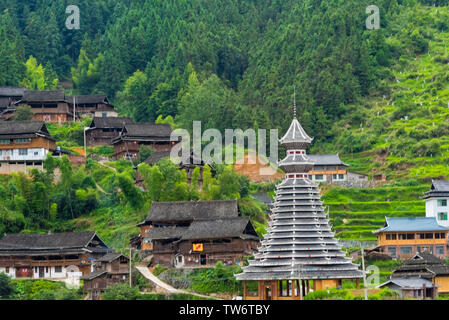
[236,116,363,281]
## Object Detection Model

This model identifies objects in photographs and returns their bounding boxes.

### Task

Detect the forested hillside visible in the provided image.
[0,0,402,141]
[2,0,449,177]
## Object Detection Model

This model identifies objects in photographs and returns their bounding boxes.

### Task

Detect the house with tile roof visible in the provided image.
[135,200,260,268]
[0,231,112,280]
[372,217,449,259]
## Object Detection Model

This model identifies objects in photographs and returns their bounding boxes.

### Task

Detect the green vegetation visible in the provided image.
[323,184,428,240]
[7,279,82,300]
[0,273,14,299]
[304,287,399,300]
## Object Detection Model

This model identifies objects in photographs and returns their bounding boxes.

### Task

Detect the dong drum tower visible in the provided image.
[236,115,363,300]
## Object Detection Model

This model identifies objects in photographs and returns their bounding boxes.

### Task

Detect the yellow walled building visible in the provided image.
[373,217,449,259]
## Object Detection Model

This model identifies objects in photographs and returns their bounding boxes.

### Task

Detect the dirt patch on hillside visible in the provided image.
[234,153,283,183]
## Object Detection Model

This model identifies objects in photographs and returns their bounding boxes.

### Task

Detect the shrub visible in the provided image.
[0,273,14,299]
[101,283,140,300]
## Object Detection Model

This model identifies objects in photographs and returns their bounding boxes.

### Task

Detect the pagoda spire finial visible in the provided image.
[293,86,297,119]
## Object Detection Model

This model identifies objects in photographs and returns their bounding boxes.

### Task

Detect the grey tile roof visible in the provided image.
[379,277,436,289]
[97,252,127,263]
[423,180,449,199]
[144,200,239,222]
[80,270,108,280]
[0,87,26,97]
[431,180,449,192]
[145,226,189,240]
[0,231,110,255]
[22,90,66,102]
[67,95,110,105]
[393,252,449,277]
[308,154,348,166]
[182,217,259,240]
[0,121,53,139]
[144,217,259,241]
[89,117,133,129]
[373,217,449,233]
[123,123,172,137]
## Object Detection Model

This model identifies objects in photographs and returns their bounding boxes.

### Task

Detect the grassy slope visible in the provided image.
[329,5,449,181]
[322,184,427,241]
[318,5,449,241]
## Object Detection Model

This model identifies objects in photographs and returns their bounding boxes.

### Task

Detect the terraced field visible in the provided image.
[323,185,428,241]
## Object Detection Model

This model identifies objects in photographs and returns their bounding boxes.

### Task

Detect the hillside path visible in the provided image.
[135,266,222,300]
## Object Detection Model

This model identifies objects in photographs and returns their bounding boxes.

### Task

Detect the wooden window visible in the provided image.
[386,234,391,240]
[0,140,10,144]
[54,266,62,273]
[387,247,396,257]
[436,245,445,255]
[391,234,397,240]
[400,246,412,254]
[438,199,447,207]
[15,138,30,143]
[406,233,415,240]
[425,233,433,239]
[18,149,28,156]
[398,234,407,240]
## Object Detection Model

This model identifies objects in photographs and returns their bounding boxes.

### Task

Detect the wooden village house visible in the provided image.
[307,154,369,185]
[372,217,449,259]
[81,253,130,300]
[378,252,449,298]
[85,117,134,147]
[135,200,260,268]
[15,90,74,123]
[0,87,26,116]
[0,121,56,174]
[66,94,118,120]
[112,123,178,160]
[0,231,113,280]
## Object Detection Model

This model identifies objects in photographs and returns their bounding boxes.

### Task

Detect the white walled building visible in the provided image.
[424,180,449,228]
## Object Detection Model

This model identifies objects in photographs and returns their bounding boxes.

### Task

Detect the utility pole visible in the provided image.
[129,247,132,287]
[360,242,368,300]
[73,96,76,123]
[84,127,89,160]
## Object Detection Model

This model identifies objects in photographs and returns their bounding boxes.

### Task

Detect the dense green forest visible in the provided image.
[0,0,415,140]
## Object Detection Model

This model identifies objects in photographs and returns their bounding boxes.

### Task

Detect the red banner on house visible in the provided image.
[192,243,203,252]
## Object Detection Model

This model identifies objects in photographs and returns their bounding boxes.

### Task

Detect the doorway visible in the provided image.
[200,255,207,266]
[264,286,272,300]
[39,267,45,278]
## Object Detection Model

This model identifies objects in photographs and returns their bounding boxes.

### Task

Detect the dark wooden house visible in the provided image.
[15,90,73,123]
[112,123,178,160]
[135,200,260,268]
[0,121,56,174]
[0,231,112,280]
[85,117,134,147]
[378,252,449,298]
[0,87,26,114]
[66,95,118,120]
[81,253,130,300]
